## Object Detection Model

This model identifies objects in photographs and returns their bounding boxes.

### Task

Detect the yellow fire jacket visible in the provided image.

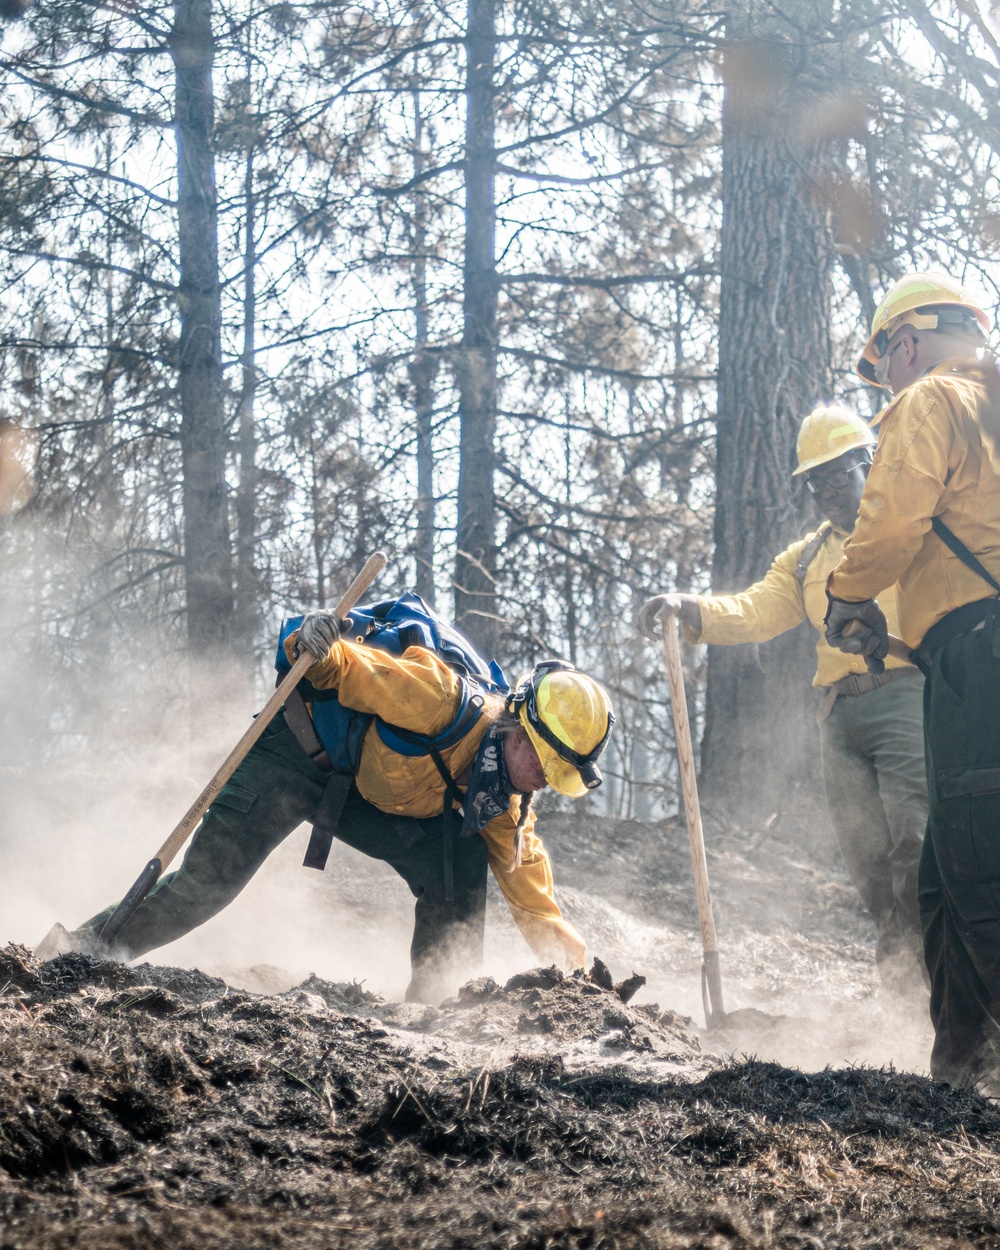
[829,360,1000,648]
[683,527,910,688]
[284,632,586,970]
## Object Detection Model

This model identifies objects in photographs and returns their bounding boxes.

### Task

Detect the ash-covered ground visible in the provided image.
[3,938,1000,1250]
[3,788,1000,1248]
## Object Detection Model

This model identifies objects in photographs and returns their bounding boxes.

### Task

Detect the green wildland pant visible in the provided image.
[920,608,1000,1087]
[820,671,928,1001]
[74,712,488,1004]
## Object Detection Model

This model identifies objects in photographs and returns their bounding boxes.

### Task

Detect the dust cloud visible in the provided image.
[0,521,935,1080]
[1,712,937,1080]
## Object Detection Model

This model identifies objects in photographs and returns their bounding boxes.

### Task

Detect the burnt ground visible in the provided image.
[306,806,924,1073]
[3,777,992,1249]
[3,936,1000,1250]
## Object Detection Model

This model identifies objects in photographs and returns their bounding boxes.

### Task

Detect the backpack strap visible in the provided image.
[386,727,470,905]
[795,523,833,583]
[931,516,1000,596]
[277,674,362,872]
[282,686,333,771]
[302,772,354,871]
[429,747,464,903]
[376,690,485,757]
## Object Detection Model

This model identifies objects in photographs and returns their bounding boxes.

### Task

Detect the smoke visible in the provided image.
[0,508,937,1076]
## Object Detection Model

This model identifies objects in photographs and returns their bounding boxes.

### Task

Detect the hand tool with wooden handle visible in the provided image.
[842,618,915,670]
[39,551,387,958]
[661,615,726,1028]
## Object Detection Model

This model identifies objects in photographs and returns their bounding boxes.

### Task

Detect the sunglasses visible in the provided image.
[873,337,905,388]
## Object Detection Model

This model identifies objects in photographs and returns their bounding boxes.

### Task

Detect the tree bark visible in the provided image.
[235,141,258,653]
[454,0,499,656]
[171,0,234,661]
[409,93,437,606]
[700,6,835,823]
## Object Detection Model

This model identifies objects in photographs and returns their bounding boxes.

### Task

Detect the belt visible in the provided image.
[817,665,920,722]
[828,666,920,697]
[911,597,999,673]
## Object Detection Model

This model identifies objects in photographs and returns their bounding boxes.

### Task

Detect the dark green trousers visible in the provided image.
[820,672,928,1001]
[74,712,488,1003]
[920,615,1000,1087]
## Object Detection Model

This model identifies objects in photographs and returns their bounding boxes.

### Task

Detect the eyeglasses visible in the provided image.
[805,461,869,494]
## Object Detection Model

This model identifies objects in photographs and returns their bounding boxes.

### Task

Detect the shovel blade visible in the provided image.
[34,922,77,961]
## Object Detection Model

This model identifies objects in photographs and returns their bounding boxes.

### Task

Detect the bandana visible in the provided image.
[461,725,514,838]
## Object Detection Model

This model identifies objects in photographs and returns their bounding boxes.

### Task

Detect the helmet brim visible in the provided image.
[522,718,591,797]
[856,302,991,388]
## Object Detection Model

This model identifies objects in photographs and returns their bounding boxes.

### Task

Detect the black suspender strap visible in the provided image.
[795,523,832,583]
[428,747,464,904]
[931,516,1000,596]
[303,772,353,871]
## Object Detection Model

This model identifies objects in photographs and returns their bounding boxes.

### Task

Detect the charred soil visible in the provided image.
[2,942,1000,1249]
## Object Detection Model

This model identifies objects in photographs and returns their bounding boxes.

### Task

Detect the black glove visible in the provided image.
[824,594,889,676]
[295,611,341,660]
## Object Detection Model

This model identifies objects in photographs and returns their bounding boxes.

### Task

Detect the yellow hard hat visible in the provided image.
[791,404,874,476]
[511,661,614,797]
[857,272,990,387]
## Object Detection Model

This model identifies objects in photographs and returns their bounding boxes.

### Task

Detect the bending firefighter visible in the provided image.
[639,405,928,1005]
[825,271,1000,1088]
[63,613,615,1003]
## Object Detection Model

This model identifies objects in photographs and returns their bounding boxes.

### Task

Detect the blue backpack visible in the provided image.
[273,590,507,875]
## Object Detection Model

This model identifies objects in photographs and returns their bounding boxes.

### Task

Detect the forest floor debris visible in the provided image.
[2,941,1000,1249]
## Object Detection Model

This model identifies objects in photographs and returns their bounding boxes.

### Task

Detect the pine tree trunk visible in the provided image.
[235,143,258,651]
[172,0,234,661]
[410,95,437,606]
[700,9,835,824]
[454,0,499,656]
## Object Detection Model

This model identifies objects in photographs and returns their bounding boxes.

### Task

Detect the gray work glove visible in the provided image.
[824,594,889,676]
[295,611,342,660]
[636,593,702,640]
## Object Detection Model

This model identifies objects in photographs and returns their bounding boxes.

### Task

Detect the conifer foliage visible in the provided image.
[1,0,997,820]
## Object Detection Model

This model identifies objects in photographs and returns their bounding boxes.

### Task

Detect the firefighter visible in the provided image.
[63,619,614,1004]
[825,271,1000,1087]
[638,404,928,1005]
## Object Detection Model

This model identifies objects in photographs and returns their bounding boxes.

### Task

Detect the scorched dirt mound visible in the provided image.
[3,943,1000,1249]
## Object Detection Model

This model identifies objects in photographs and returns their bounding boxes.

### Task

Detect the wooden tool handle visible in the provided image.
[661,616,725,1023]
[842,617,914,664]
[151,550,388,871]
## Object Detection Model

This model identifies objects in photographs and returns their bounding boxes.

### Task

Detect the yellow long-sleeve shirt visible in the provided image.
[284,632,585,970]
[829,360,1000,648]
[684,526,910,687]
